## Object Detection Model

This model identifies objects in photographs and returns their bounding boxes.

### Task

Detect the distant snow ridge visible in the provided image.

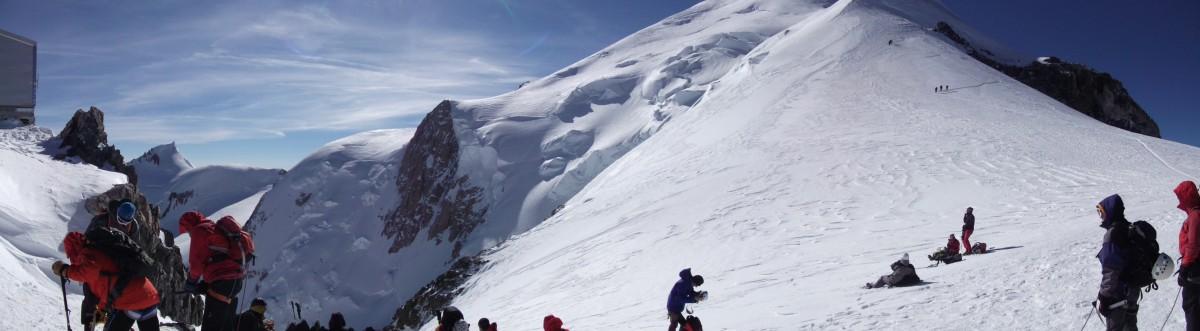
[128,143,283,234]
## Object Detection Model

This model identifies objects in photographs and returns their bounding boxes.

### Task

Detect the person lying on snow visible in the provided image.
[866,253,922,289]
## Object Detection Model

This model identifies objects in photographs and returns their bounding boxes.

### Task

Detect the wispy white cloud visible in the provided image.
[39,3,541,145]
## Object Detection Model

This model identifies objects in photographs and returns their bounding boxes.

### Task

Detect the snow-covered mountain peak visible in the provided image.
[128,142,195,200]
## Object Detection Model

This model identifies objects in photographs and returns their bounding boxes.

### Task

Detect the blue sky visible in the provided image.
[2,0,1196,169]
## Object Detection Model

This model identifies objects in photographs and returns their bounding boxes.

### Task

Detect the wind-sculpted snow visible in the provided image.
[0,127,126,329]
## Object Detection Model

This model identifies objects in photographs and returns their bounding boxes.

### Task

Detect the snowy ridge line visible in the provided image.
[1134,137,1197,181]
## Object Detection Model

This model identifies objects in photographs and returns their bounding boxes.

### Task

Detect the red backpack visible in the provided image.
[209,216,255,264]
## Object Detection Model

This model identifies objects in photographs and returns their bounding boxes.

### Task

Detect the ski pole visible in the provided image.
[1160,287,1182,331]
[1080,303,1095,331]
[61,274,74,331]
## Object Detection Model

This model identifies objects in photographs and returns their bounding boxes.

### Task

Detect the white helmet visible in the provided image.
[1152,253,1176,281]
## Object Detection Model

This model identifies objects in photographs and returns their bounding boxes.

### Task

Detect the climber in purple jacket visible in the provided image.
[666,268,705,331]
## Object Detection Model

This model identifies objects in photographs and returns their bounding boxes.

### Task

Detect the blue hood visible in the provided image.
[1098,194,1125,229]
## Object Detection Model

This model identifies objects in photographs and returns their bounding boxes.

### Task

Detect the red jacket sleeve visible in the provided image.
[64,259,99,285]
[188,229,209,281]
[1184,212,1200,267]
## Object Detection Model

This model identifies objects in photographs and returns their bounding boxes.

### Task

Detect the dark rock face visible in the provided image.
[54,107,140,184]
[160,190,195,218]
[934,22,1160,137]
[381,101,487,255]
[86,184,203,324]
[383,256,486,331]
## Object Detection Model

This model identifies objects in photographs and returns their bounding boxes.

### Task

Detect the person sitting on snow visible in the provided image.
[866,253,922,288]
[928,234,963,264]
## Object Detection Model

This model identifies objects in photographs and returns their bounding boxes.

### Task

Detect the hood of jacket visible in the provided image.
[1176,181,1200,211]
[1098,194,1126,229]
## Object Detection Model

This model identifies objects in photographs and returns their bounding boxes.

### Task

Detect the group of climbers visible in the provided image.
[52,195,256,331]
[924,207,985,266]
[1094,181,1200,330]
[421,268,707,331]
[860,181,1199,330]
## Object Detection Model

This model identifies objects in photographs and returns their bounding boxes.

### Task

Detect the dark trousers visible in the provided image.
[104,312,159,331]
[1105,287,1140,331]
[82,284,99,331]
[202,279,243,331]
[667,311,685,331]
[1185,283,1200,331]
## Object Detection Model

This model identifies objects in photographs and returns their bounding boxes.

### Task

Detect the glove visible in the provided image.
[1097,295,1119,317]
[52,261,69,277]
[184,279,203,294]
[1181,264,1200,286]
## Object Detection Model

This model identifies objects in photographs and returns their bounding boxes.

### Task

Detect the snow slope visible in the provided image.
[129,143,284,234]
[443,0,1200,330]
[245,129,421,326]
[0,127,126,330]
[245,1,847,328]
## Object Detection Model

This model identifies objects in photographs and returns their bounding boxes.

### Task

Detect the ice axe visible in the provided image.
[60,274,73,331]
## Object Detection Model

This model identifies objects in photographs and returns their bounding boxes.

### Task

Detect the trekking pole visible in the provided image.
[61,274,74,331]
[1080,303,1094,331]
[1159,287,1182,331]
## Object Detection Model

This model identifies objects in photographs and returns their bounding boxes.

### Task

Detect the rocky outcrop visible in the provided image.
[85,183,203,324]
[934,22,1160,137]
[54,107,140,184]
[381,101,487,256]
[382,256,486,331]
[159,190,195,218]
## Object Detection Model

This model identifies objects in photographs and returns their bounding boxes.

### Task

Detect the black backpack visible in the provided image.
[685,315,703,331]
[1122,220,1161,289]
[84,227,154,309]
